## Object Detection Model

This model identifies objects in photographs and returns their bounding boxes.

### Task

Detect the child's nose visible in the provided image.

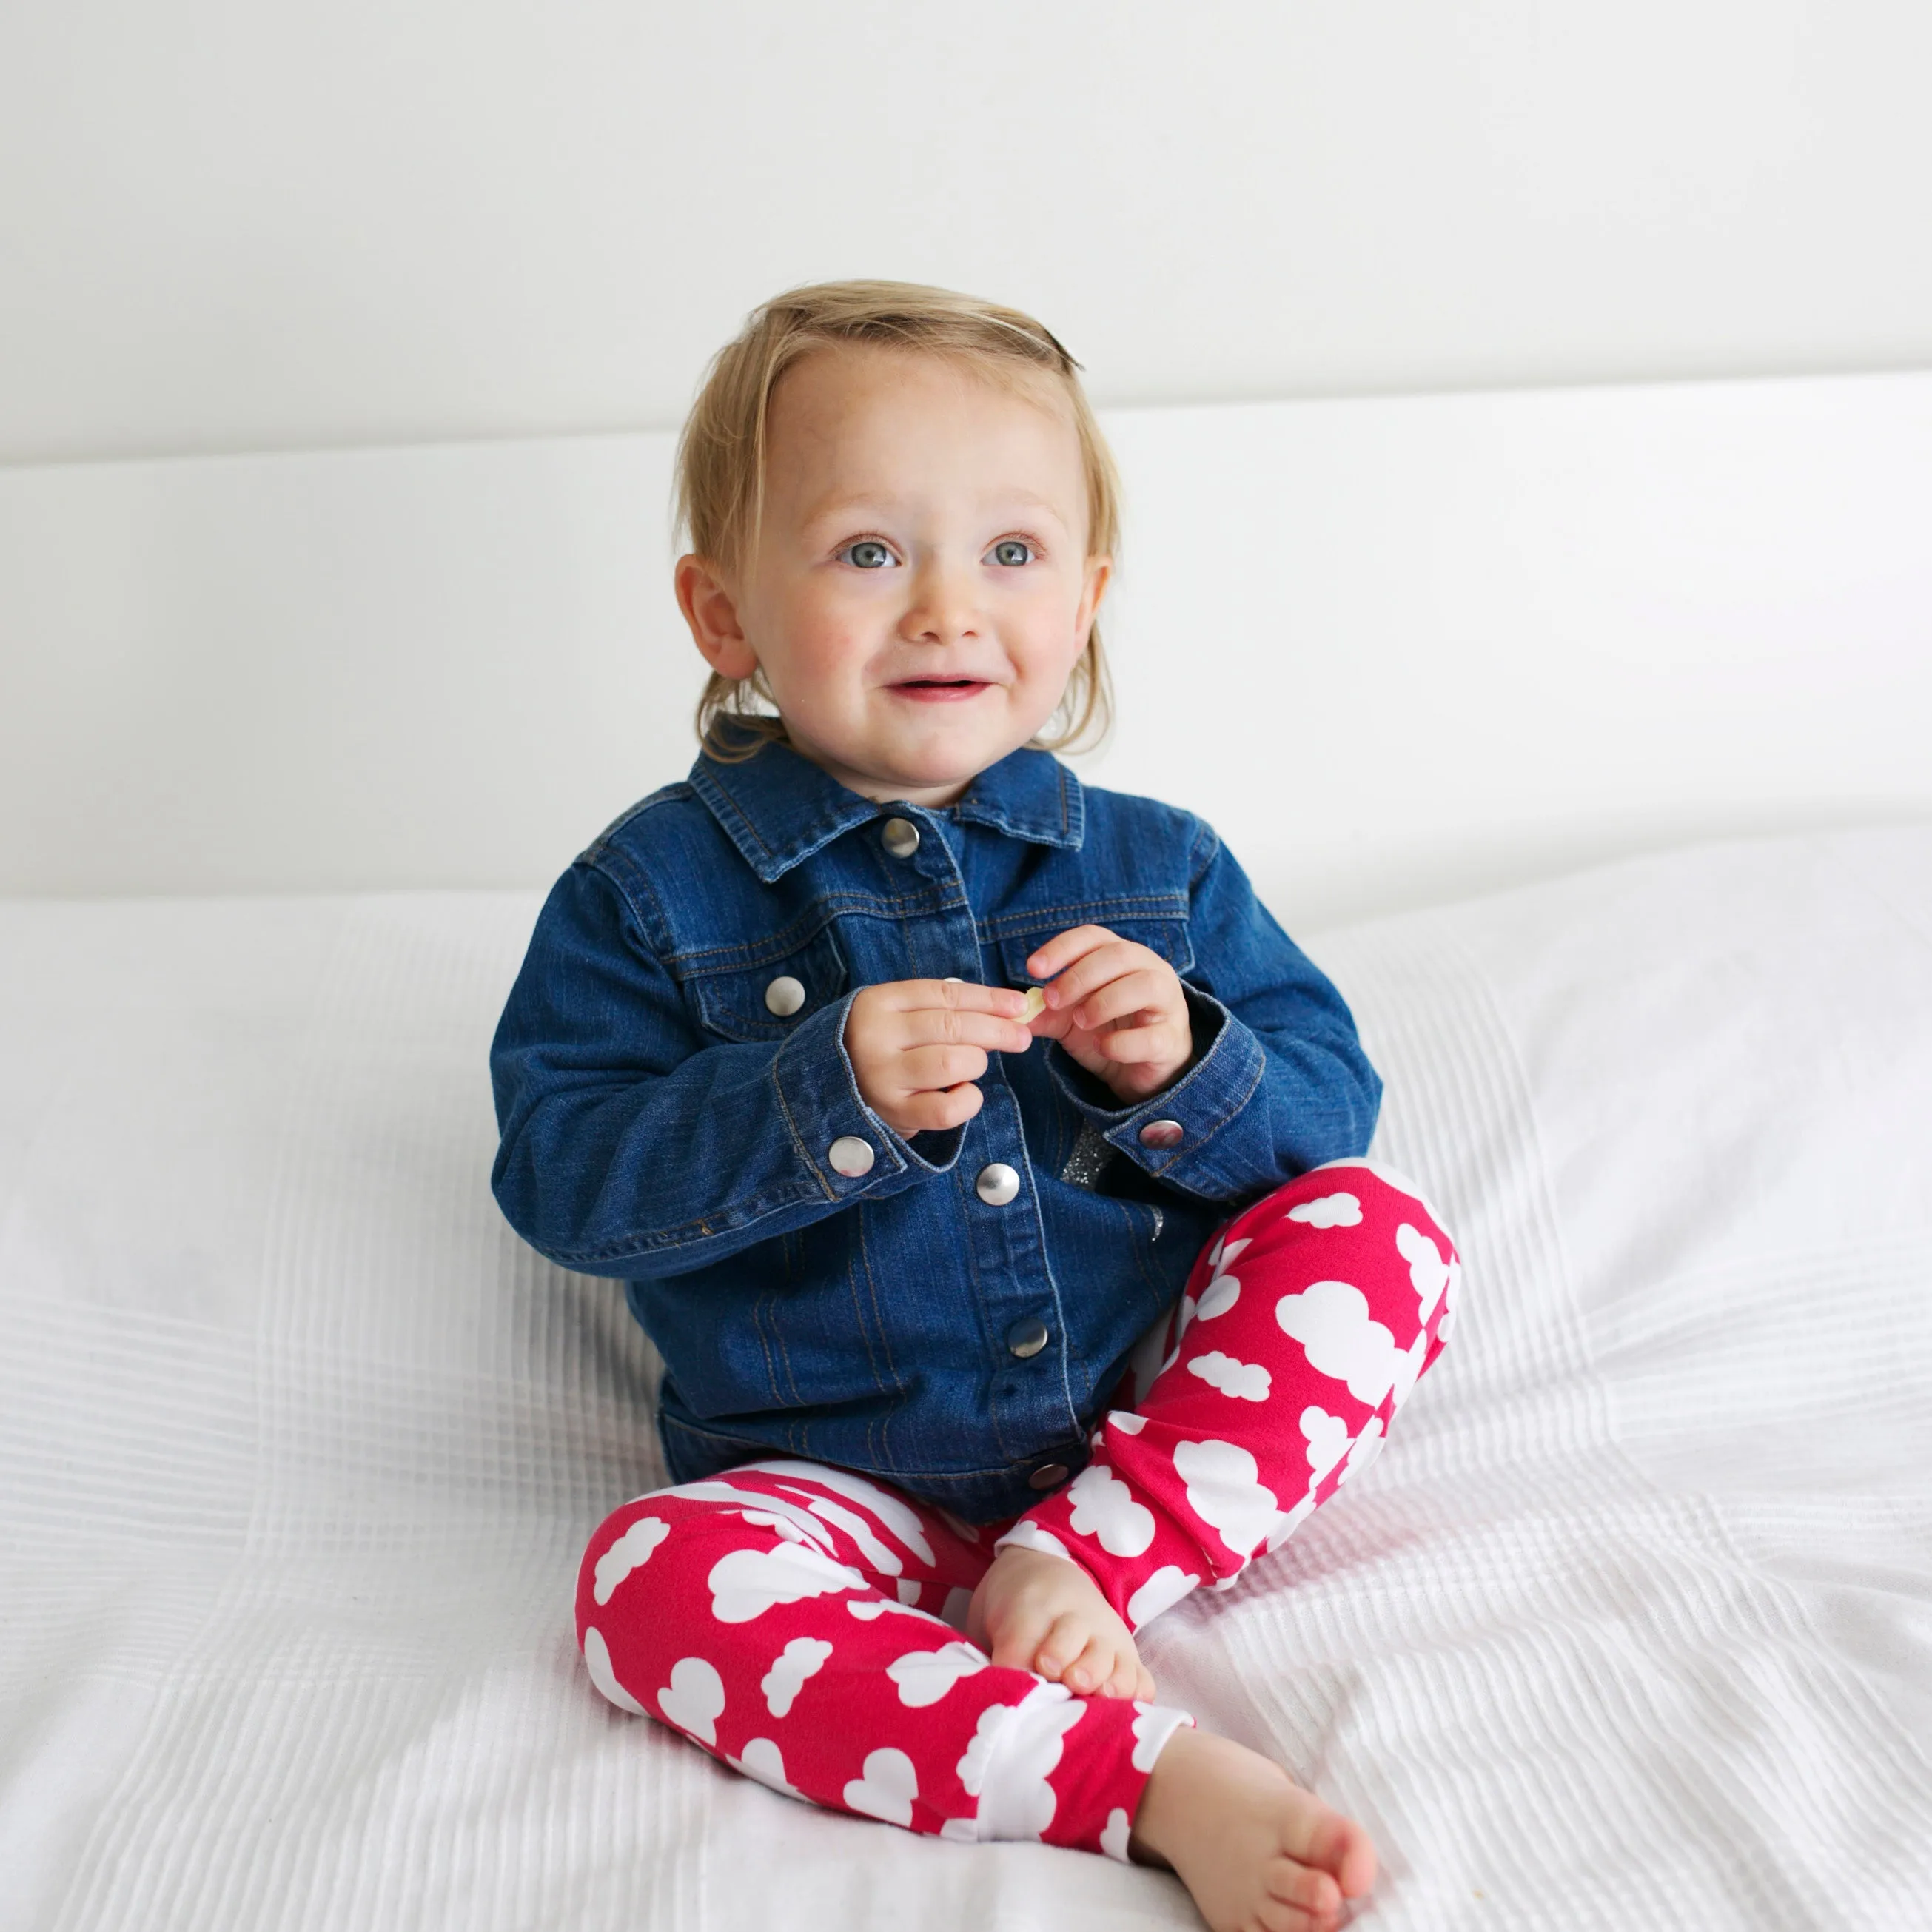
[899,558,981,643]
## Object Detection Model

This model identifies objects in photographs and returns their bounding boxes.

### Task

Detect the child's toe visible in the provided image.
[1252,1896,1325,1932]
[1034,1612,1087,1680]
[1267,1857,1341,1916]
[1062,1632,1114,1692]
[987,1611,1047,1674]
[1291,1811,1375,1899]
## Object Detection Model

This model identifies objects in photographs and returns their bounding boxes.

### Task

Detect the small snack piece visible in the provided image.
[1020,985,1047,1022]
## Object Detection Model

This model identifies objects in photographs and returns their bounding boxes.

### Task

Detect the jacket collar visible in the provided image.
[688,734,1086,884]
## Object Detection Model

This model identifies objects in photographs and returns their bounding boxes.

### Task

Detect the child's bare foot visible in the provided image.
[1130,1726,1377,1932]
[965,1544,1155,1699]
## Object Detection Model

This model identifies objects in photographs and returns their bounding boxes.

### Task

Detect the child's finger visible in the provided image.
[1022,924,1118,982]
[897,1043,991,1093]
[870,977,1029,1019]
[1087,1021,1184,1064]
[1068,967,1177,1032]
[1042,940,1155,1014]
[1022,1000,1075,1041]
[891,1008,1034,1056]
[891,1082,984,1136]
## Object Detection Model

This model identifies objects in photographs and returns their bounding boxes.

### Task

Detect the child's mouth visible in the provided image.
[891,680,990,703]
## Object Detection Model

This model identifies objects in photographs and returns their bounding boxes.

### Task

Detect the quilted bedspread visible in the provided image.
[3,825,1928,1930]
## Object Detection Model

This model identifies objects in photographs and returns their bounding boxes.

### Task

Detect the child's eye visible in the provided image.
[842,540,896,570]
[990,539,1034,567]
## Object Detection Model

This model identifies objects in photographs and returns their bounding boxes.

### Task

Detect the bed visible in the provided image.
[4,825,1929,1929]
[2,373,1930,1929]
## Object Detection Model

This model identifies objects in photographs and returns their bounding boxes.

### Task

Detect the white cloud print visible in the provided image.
[1187,1350,1272,1401]
[1172,1438,1280,1557]
[761,1636,833,1717]
[747,1460,938,1566]
[1342,1415,1385,1483]
[776,1490,908,1576]
[592,1515,670,1606]
[1181,1235,1249,1336]
[668,1480,839,1556]
[657,1656,726,1745]
[846,1597,947,1626]
[1207,1232,1252,1272]
[729,1737,802,1800]
[1300,1404,1352,1484]
[1287,1192,1361,1229]
[957,1684,1086,1842]
[993,1519,1076,1563]
[1066,1465,1156,1558]
[707,1543,866,1624]
[1259,1406,1355,1555]
[1275,1278,1424,1406]
[886,1640,989,1708]
[1126,1564,1199,1629]
[1396,1221,1458,1325]
[1193,1271,1242,1323]
[580,1625,645,1715]
[1263,1491,1315,1554]
[843,1748,918,1827]
[956,1702,1014,1798]
[1130,1701,1193,1773]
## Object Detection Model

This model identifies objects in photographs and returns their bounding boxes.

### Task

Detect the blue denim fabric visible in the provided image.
[490,737,1381,1520]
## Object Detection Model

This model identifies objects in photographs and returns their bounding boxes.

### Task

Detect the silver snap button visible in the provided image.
[975,1161,1020,1206]
[764,974,805,1016]
[1027,1463,1070,1491]
[828,1136,876,1178]
[1138,1118,1184,1150]
[1006,1315,1050,1359]
[881,816,921,859]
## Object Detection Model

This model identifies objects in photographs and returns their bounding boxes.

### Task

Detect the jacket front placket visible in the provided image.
[876,808,1084,1469]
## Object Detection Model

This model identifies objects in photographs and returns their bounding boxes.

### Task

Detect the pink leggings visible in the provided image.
[575,1161,1458,1857]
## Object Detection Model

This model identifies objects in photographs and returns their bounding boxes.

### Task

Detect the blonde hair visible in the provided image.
[677,279,1119,761]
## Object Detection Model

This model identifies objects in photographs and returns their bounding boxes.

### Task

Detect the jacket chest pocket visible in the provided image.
[992,914,1195,990]
[685,925,850,1044]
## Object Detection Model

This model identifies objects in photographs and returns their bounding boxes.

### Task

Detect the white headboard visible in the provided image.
[2,369,1928,926]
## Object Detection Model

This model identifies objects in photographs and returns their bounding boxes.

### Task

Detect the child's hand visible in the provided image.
[1026,925,1194,1105]
[845,979,1035,1138]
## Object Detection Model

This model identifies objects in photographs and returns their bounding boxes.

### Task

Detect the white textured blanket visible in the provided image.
[2,826,1928,1930]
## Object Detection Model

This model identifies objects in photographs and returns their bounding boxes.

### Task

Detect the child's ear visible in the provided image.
[1079,554,1113,637]
[676,554,759,681]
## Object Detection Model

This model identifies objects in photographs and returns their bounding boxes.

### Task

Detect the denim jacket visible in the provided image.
[490,737,1381,1520]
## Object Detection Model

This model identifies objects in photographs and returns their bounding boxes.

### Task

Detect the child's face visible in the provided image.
[678,346,1110,805]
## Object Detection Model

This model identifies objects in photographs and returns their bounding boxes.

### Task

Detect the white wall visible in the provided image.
[4,374,1926,922]
[2,0,1930,466]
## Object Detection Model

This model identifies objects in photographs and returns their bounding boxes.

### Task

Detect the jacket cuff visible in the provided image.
[771,992,962,1198]
[1046,985,1269,1197]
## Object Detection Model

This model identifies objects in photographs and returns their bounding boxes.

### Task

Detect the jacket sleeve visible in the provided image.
[1044,818,1382,1203]
[489,861,957,1278]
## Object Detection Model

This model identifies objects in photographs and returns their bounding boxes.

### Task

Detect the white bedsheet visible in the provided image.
[2,825,1928,1930]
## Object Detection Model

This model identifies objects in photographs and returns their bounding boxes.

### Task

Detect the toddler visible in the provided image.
[491,281,1458,1932]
